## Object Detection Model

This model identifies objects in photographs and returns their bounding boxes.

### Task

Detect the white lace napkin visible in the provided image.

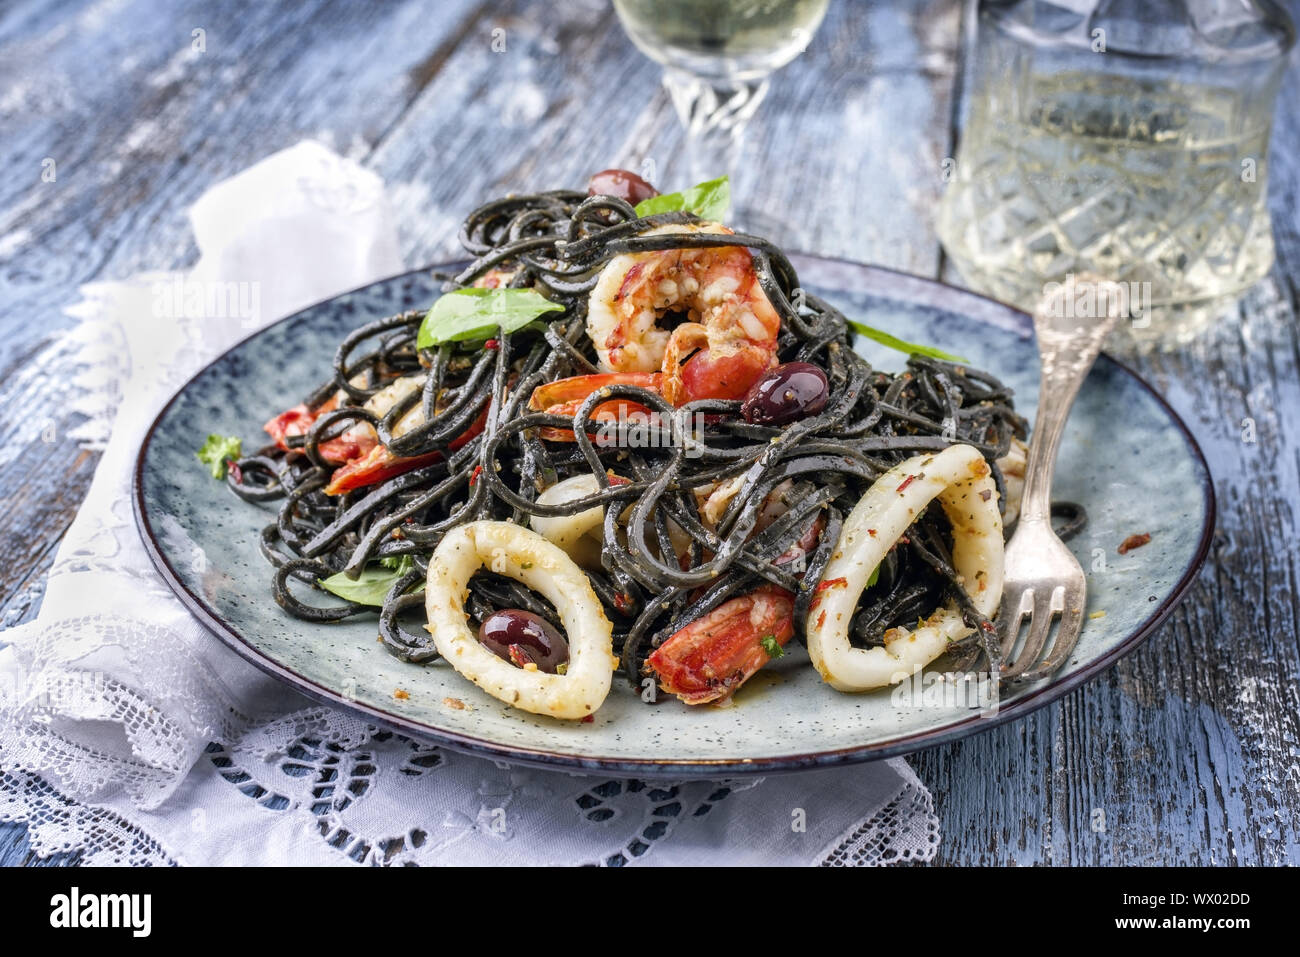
[0,141,940,866]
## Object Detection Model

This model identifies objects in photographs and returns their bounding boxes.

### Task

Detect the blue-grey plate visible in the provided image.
[133,255,1214,776]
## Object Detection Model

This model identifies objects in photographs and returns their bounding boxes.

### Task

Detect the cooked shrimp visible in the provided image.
[592,222,780,403]
[646,478,821,706]
[647,585,795,705]
[531,222,781,416]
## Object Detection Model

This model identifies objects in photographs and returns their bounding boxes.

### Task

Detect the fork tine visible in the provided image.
[998,587,1033,662]
[1003,585,1063,681]
[1020,582,1086,682]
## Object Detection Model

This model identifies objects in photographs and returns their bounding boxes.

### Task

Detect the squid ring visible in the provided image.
[529,474,606,568]
[806,444,1004,692]
[425,521,615,719]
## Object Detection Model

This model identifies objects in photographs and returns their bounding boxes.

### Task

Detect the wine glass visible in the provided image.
[936,0,1294,349]
[612,0,830,239]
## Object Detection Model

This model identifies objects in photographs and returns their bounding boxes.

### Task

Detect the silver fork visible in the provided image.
[997,276,1123,683]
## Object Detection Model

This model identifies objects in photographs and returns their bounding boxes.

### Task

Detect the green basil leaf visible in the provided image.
[867,565,880,589]
[845,319,969,364]
[759,634,785,659]
[416,288,564,349]
[319,556,420,607]
[634,175,731,221]
[196,433,242,480]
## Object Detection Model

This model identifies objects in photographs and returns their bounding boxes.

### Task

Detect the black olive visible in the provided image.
[587,168,659,206]
[477,609,569,673]
[740,362,829,425]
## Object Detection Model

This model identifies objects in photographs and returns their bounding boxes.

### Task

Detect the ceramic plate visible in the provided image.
[134,255,1214,775]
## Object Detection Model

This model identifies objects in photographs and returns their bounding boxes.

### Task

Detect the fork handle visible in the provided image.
[1019,277,1124,525]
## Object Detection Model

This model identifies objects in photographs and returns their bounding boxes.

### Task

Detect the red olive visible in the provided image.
[587,168,659,205]
[477,609,569,673]
[741,362,830,425]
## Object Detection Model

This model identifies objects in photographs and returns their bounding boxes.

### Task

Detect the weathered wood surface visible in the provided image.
[0,0,1296,865]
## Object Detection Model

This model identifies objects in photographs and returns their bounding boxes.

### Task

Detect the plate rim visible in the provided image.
[132,257,1216,777]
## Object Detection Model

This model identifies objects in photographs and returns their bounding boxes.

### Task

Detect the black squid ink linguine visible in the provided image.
[215,170,1081,720]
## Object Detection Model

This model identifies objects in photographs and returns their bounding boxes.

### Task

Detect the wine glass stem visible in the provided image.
[662,68,770,190]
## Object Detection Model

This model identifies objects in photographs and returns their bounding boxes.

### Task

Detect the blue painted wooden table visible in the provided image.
[1,0,1297,865]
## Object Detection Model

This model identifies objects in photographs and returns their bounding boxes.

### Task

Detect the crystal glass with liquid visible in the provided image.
[937,0,1294,346]
[612,0,830,233]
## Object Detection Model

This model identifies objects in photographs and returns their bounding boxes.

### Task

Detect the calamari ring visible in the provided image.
[425,521,615,719]
[529,474,605,568]
[806,444,1004,692]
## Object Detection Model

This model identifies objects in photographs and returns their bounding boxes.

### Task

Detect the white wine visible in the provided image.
[612,0,829,241]
[613,0,829,80]
[939,73,1279,343]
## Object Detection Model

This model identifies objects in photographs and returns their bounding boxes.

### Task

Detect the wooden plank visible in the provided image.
[0,0,485,603]
[362,0,960,271]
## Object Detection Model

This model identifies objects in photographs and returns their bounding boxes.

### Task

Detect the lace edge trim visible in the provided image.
[0,767,179,865]
[815,779,941,867]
